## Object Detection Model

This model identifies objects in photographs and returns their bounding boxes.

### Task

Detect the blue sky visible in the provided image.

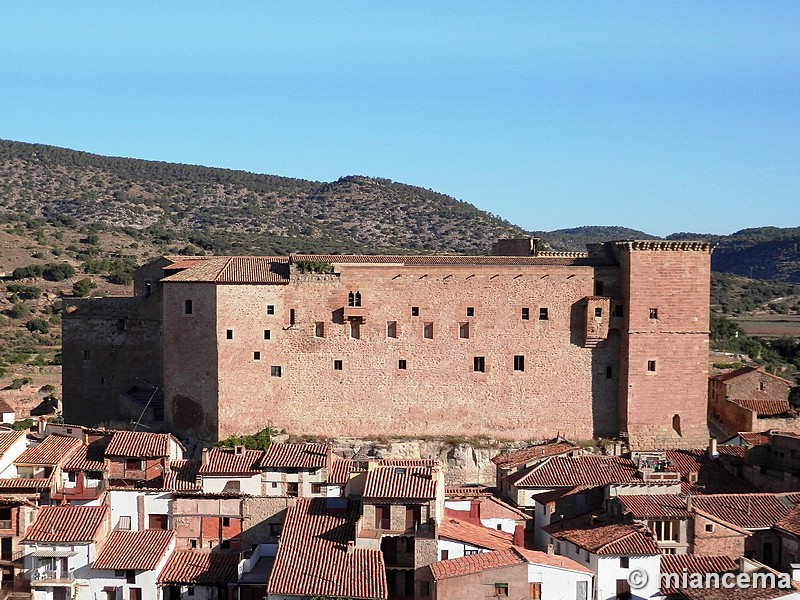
[1,3,798,237]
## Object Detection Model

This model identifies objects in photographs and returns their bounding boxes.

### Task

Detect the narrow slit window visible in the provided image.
[184,300,193,315]
[521,307,529,320]
[266,305,275,315]
[513,355,525,371]
[290,308,296,326]
[253,352,261,361]
[459,322,469,339]
[315,322,324,337]
[649,308,659,319]
[473,356,485,372]
[334,360,343,371]
[354,291,362,307]
[539,307,549,320]
[348,291,355,307]
[398,359,407,370]
[423,322,433,339]
[264,329,271,340]
[606,366,613,379]
[226,329,233,340]
[387,321,398,338]
[647,360,656,372]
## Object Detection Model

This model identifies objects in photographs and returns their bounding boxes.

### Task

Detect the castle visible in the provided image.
[62,238,715,450]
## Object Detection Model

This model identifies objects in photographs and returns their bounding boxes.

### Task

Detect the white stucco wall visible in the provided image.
[200,474,261,495]
[437,537,492,561]
[110,490,173,531]
[593,554,660,600]
[0,433,27,477]
[527,562,593,600]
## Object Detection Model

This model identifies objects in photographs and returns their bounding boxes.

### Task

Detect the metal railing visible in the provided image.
[30,569,75,582]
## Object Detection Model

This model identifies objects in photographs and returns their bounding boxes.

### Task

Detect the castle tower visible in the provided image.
[615,240,715,450]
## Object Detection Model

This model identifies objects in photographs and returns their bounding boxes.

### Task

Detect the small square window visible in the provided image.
[514,355,525,371]
[649,307,658,319]
[473,356,485,372]
[253,351,261,361]
[620,556,629,568]
[118,515,131,530]
[334,359,343,370]
[613,304,624,318]
[647,360,656,372]
[190,539,197,549]
[187,586,195,597]
[459,322,469,339]
[267,305,275,315]
[387,321,398,338]
[423,322,433,339]
[411,306,420,317]
[466,307,474,317]
[226,329,233,340]
[398,359,407,370]
[271,366,282,377]
[521,307,529,320]
[539,307,549,320]
[705,523,714,532]
[264,329,271,340]
[595,307,602,318]
[315,322,324,337]
[494,583,509,597]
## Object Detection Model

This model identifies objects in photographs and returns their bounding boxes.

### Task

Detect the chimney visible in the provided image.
[346,541,355,555]
[547,543,555,555]
[708,437,719,459]
[201,448,209,466]
[686,495,693,513]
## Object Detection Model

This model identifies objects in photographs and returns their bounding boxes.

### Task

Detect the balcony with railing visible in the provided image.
[29,569,75,586]
[52,473,106,502]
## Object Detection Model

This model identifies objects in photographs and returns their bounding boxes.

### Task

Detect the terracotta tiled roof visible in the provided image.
[258,443,330,469]
[63,437,109,471]
[23,505,108,543]
[618,495,691,518]
[165,459,201,491]
[429,546,592,580]
[445,486,493,497]
[16,435,81,466]
[328,458,364,485]
[692,494,795,530]
[162,256,290,284]
[267,498,387,599]
[735,431,771,446]
[292,254,594,267]
[0,477,52,490]
[437,517,514,551]
[543,516,659,556]
[198,447,263,476]
[93,529,174,570]
[158,549,240,585]
[478,496,531,521]
[491,442,577,469]
[0,398,15,415]
[774,504,800,537]
[718,445,747,459]
[0,430,26,456]
[731,398,792,416]
[363,466,437,499]
[665,450,758,494]
[379,459,438,467]
[105,431,173,458]
[660,554,738,595]
[514,547,594,574]
[510,455,640,488]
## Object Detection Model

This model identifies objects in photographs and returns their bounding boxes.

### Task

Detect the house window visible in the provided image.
[387,321,398,338]
[222,517,230,527]
[595,307,603,318]
[423,322,433,339]
[759,381,766,391]
[647,360,656,372]
[440,549,449,560]
[148,514,168,530]
[398,359,407,370]
[464,549,479,556]
[530,583,542,600]
[187,587,195,597]
[264,329,271,340]
[287,482,298,497]
[459,322,469,339]
[226,329,233,339]
[466,307,475,317]
[620,556,629,568]
[411,306,419,317]
[118,516,131,530]
[705,523,714,532]
[271,366,282,377]
[521,307,529,320]
[539,307,549,320]
[190,539,197,549]
[613,304,624,317]
[126,570,136,584]
[311,483,322,494]
[576,581,588,600]
[354,291,361,306]
[473,356,485,372]
[254,351,261,361]
[125,459,143,471]
[221,540,231,550]
[289,308,296,326]
[494,583,509,597]
[266,305,275,315]
[184,300,193,314]
[222,480,240,493]
[606,366,613,379]
[652,520,678,542]
[315,322,324,337]
[649,307,658,319]
[513,355,525,371]
[334,360,343,371]
[350,320,361,339]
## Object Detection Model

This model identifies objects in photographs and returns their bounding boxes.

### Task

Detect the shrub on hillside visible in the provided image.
[72,278,97,297]
[26,319,49,334]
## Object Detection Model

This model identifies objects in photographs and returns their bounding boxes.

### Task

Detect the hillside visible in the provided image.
[0,139,523,256]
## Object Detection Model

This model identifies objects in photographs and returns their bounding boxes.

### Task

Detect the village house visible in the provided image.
[198,447,263,496]
[444,490,530,535]
[436,516,516,560]
[157,549,240,600]
[258,442,331,498]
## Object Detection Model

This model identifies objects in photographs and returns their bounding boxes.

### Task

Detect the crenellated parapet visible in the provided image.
[614,240,716,253]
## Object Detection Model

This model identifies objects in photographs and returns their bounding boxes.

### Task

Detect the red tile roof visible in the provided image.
[258,443,330,469]
[0,430,26,456]
[198,447,263,476]
[16,435,81,466]
[329,458,364,485]
[665,450,758,494]
[491,441,577,469]
[379,458,438,467]
[165,459,201,491]
[63,437,109,471]
[105,431,173,458]
[158,549,240,585]
[93,529,174,570]
[692,494,795,530]
[543,516,659,556]
[267,498,387,599]
[437,517,514,551]
[162,256,291,284]
[445,486,493,497]
[736,431,771,446]
[514,547,594,574]
[660,554,738,595]
[510,455,640,488]
[430,547,524,579]
[292,254,594,267]
[0,477,52,490]
[0,399,15,415]
[775,504,800,537]
[23,505,108,543]
[363,466,437,499]
[731,398,792,416]
[618,494,691,518]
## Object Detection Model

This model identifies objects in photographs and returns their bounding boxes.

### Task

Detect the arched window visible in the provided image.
[672,414,682,436]
[347,291,355,307]
[354,291,362,307]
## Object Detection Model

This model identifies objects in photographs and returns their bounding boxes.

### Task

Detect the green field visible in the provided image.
[733,315,800,338]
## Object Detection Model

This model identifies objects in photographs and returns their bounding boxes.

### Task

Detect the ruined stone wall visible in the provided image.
[175,262,622,442]
[616,242,713,450]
